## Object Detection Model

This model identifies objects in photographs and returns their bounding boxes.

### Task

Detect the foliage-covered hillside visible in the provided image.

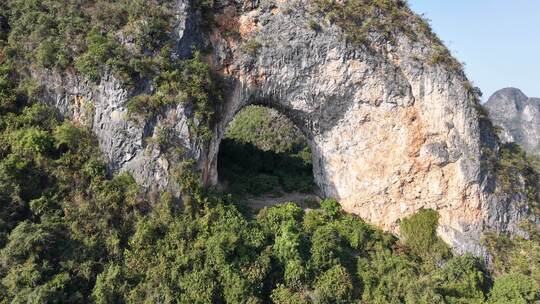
[1,53,540,304]
[1,0,540,303]
[2,0,221,140]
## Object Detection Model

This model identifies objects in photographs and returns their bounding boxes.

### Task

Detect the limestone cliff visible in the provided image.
[34,0,535,257]
[485,88,540,156]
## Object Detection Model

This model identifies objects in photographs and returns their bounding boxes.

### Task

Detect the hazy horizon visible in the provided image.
[409,0,540,100]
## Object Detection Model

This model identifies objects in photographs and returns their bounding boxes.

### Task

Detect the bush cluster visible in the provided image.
[126,50,223,141]
[6,0,175,83]
[218,139,314,195]
[4,1,223,142]
[312,0,413,43]
[225,106,308,154]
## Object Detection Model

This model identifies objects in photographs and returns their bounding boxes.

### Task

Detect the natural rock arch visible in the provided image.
[36,0,531,257]
[204,34,477,249]
[198,0,530,256]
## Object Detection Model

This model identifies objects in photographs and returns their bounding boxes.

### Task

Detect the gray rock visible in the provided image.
[485,87,540,156]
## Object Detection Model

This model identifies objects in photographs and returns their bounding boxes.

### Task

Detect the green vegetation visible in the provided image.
[1,1,540,302]
[3,66,536,301]
[225,106,308,154]
[307,19,322,31]
[427,45,463,71]
[219,106,313,195]
[126,50,223,140]
[495,143,540,214]
[6,0,176,83]
[3,1,223,138]
[243,39,263,56]
[488,273,539,304]
[400,209,451,266]
[0,106,539,302]
[74,28,128,83]
[312,0,414,43]
[484,223,540,284]
[312,0,463,72]
[0,63,146,302]
[218,139,314,195]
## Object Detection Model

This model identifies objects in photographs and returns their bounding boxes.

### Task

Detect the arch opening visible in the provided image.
[216,105,320,207]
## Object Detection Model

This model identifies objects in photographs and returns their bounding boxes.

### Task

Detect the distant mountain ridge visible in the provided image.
[485,88,540,156]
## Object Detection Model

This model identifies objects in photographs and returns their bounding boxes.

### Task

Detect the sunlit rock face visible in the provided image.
[485,88,540,156]
[37,0,533,257]
[203,0,492,256]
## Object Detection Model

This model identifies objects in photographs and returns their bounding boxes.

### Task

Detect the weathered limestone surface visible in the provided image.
[485,88,540,156]
[203,0,534,256]
[35,0,208,195]
[37,0,533,256]
[36,70,200,195]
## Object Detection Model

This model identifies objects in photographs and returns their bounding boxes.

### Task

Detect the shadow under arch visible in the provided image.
[216,104,318,199]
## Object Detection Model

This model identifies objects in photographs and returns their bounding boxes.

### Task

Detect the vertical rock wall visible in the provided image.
[204,0,532,255]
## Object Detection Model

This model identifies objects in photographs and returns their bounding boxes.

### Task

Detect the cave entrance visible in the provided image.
[217,105,320,208]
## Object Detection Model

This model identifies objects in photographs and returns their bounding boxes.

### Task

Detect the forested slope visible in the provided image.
[0,55,538,304]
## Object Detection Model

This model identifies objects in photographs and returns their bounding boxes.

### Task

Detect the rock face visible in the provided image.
[37,0,533,256]
[485,88,540,156]
[36,0,206,196]
[37,70,199,196]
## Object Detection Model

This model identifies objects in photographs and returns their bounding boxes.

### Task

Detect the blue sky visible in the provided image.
[408,0,540,100]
